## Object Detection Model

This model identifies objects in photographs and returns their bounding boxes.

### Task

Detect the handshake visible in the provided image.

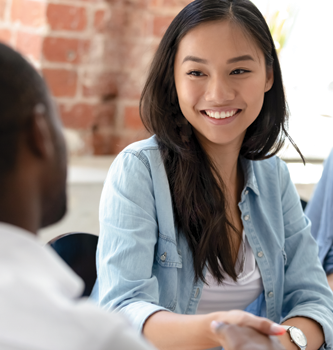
[211,321,286,350]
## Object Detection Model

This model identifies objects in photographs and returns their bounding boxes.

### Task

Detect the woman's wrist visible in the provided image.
[277,331,299,350]
[198,312,224,347]
[280,317,324,350]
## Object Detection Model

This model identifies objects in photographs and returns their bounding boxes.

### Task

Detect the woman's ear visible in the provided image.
[264,67,274,92]
[28,104,54,159]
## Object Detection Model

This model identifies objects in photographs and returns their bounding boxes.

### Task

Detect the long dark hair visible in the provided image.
[140,0,301,283]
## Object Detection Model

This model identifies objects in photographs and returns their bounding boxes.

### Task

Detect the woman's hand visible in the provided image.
[144,309,286,350]
[211,321,286,350]
[209,310,286,340]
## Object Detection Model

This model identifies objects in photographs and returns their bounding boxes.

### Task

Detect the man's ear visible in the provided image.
[28,104,54,159]
[264,67,274,93]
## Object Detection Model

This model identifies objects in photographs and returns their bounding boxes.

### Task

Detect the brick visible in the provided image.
[82,71,117,98]
[149,0,160,7]
[126,0,149,8]
[94,9,105,32]
[121,10,150,38]
[92,102,115,128]
[92,132,116,155]
[108,7,125,32]
[42,68,77,97]
[46,4,87,31]
[0,0,6,20]
[117,40,153,70]
[11,0,46,27]
[43,37,88,63]
[93,132,149,155]
[162,0,193,6]
[109,0,148,7]
[153,15,174,37]
[0,29,12,43]
[116,72,142,99]
[59,103,94,129]
[16,31,42,60]
[124,105,143,130]
[111,133,150,153]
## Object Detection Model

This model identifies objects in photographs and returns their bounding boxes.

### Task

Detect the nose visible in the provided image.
[205,76,235,103]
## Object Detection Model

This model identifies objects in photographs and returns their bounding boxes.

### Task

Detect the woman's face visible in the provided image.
[174,20,273,152]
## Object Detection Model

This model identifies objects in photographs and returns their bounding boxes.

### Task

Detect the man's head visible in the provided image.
[0,43,67,231]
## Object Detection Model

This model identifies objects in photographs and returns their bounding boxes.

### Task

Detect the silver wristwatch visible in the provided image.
[281,325,307,350]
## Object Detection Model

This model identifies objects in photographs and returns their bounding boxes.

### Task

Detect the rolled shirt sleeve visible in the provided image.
[278,160,333,349]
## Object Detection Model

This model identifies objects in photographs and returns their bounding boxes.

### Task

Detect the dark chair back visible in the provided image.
[48,232,98,297]
[300,198,308,211]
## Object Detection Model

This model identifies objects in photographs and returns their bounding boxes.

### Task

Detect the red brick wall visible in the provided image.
[0,0,192,154]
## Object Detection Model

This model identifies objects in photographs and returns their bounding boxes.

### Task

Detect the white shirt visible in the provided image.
[0,222,155,350]
[196,232,263,314]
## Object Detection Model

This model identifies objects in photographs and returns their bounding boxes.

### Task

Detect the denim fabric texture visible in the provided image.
[91,136,333,349]
[305,149,333,275]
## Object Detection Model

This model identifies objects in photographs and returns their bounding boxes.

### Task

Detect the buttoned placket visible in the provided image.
[240,187,276,321]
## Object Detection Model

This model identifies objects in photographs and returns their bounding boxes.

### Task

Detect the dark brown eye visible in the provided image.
[187,71,204,76]
[231,69,249,75]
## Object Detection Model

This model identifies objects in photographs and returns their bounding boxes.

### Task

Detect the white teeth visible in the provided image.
[205,110,237,119]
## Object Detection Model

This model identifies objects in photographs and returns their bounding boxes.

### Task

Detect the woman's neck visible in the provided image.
[195,133,245,203]
[200,141,241,186]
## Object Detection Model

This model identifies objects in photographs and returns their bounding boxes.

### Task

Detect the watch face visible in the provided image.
[290,327,307,347]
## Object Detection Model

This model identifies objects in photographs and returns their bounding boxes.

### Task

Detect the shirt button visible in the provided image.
[194,288,200,298]
[244,215,250,221]
[244,190,249,195]
[257,251,264,258]
[160,252,167,262]
[268,291,274,298]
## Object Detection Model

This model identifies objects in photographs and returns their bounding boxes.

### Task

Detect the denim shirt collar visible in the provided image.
[240,157,260,196]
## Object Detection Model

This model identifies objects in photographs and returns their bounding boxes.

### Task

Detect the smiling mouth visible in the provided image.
[202,109,241,119]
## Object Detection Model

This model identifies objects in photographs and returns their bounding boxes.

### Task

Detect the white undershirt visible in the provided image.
[196,231,263,314]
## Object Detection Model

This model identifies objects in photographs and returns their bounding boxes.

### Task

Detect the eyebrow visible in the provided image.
[182,55,208,64]
[182,54,255,65]
[227,55,255,64]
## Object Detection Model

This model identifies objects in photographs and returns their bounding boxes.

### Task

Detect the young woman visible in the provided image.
[91,1,333,349]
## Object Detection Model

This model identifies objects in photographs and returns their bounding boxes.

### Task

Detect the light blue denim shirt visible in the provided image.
[91,136,333,349]
[305,149,333,275]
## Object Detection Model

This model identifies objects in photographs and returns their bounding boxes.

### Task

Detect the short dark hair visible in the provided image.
[0,43,51,177]
[140,0,301,283]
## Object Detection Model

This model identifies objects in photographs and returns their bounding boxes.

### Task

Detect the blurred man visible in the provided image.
[0,42,154,350]
[0,42,285,350]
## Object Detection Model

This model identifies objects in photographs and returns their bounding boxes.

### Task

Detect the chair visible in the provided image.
[48,232,99,297]
[300,198,308,211]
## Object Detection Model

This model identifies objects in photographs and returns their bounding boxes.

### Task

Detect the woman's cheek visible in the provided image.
[177,83,201,114]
